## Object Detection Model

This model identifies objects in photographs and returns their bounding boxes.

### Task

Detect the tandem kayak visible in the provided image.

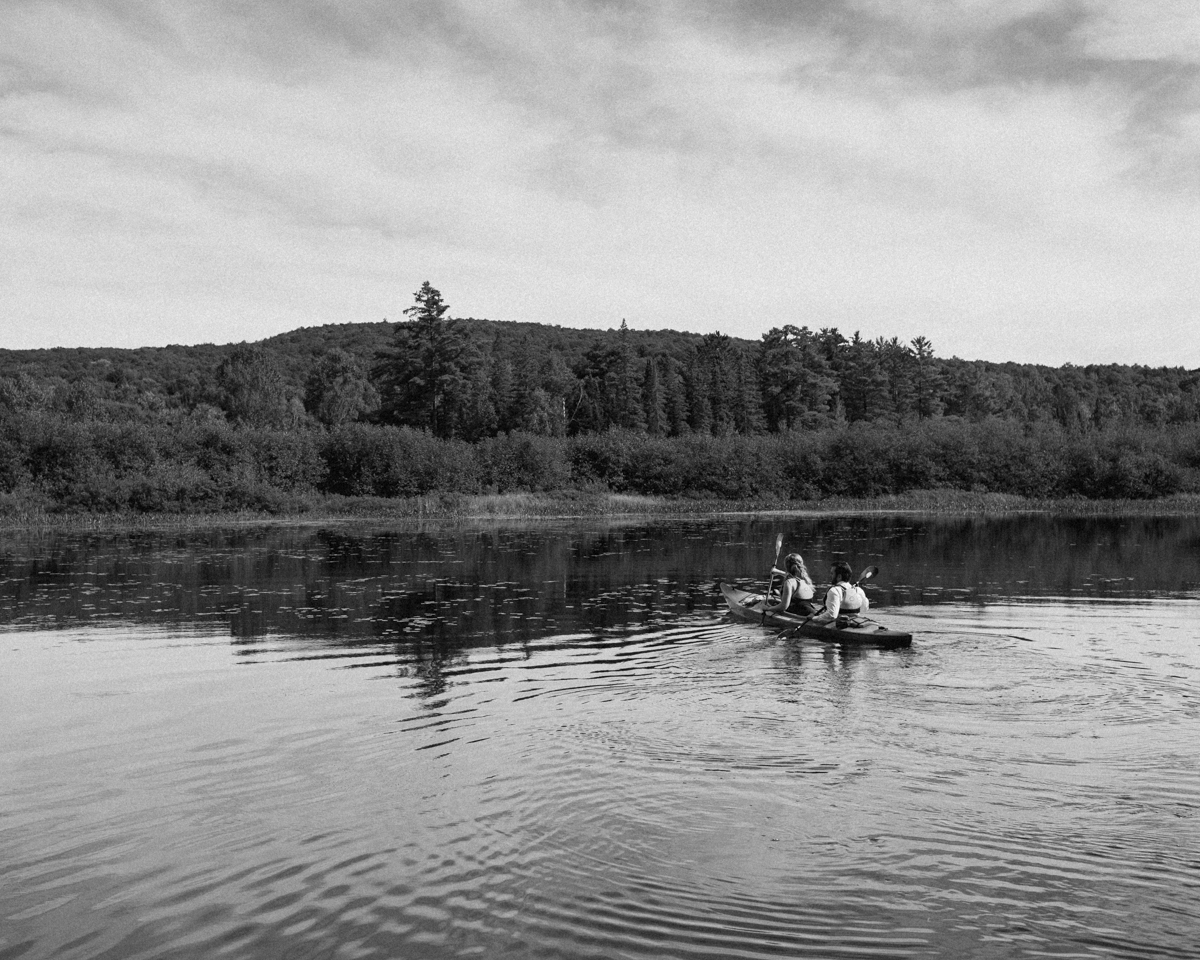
[719,582,913,649]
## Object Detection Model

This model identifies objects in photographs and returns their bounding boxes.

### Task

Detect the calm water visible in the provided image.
[2,516,1199,959]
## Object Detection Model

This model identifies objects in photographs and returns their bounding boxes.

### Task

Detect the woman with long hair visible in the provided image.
[766,552,816,617]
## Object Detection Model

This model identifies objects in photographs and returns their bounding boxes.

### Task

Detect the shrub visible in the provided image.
[623,436,687,496]
[568,430,643,491]
[247,429,323,491]
[321,425,479,497]
[774,433,827,500]
[476,432,570,492]
[127,463,218,513]
[819,425,896,497]
[6,410,1200,513]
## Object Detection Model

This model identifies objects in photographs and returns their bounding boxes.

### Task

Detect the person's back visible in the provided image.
[785,576,815,615]
[813,561,869,623]
[827,581,868,614]
[767,552,815,616]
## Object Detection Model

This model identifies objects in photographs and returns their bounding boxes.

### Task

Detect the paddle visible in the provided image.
[763,533,783,624]
[869,609,1034,643]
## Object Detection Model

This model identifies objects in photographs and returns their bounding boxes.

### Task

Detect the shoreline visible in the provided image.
[5,490,1200,531]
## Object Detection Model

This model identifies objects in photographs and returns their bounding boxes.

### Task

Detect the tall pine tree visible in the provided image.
[372,282,479,439]
[610,320,647,432]
[910,336,945,420]
[643,355,668,436]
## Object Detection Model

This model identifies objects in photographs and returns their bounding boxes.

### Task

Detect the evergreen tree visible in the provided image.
[610,320,647,432]
[662,357,690,436]
[840,333,889,422]
[758,326,807,431]
[757,326,836,431]
[911,336,945,420]
[541,353,574,434]
[571,340,617,433]
[685,352,712,435]
[372,282,479,439]
[519,388,564,435]
[877,337,916,421]
[502,335,563,435]
[490,356,516,432]
[696,333,738,435]
[816,326,849,413]
[458,356,499,440]
[943,361,1001,421]
[643,355,668,436]
[732,350,765,434]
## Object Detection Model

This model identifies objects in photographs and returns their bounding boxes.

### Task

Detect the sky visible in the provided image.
[2,0,1199,366]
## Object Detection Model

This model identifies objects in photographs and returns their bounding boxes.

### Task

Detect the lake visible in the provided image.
[2,516,1199,959]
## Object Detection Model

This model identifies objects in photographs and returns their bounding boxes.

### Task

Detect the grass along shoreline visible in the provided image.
[5,489,1200,531]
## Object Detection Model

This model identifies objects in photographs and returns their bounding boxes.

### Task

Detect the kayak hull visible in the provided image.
[719,582,912,649]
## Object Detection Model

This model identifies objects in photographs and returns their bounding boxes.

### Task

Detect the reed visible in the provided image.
[6,489,1200,531]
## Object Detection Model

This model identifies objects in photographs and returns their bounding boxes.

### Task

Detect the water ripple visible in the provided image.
[5,523,1200,959]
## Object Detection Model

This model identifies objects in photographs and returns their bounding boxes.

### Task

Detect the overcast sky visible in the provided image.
[3,0,1198,365]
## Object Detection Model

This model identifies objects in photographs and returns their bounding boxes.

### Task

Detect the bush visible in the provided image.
[248,429,324,491]
[627,436,703,496]
[1064,435,1184,500]
[673,434,785,499]
[819,425,896,497]
[568,430,642,491]
[126,463,218,513]
[321,425,479,497]
[476,432,570,491]
[5,412,1200,514]
[774,433,826,500]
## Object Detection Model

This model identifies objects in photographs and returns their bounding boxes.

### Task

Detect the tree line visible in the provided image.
[5,282,1200,438]
[2,282,1200,513]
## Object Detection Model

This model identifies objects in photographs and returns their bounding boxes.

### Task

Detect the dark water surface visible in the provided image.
[2,516,1199,959]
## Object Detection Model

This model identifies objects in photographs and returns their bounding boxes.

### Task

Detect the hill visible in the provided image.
[2,300,1200,516]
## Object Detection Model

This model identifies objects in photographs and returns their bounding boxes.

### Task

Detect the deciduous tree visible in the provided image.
[215,345,289,427]
[304,349,378,427]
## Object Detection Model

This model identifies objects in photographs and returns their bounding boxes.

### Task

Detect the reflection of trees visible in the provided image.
[401,640,457,700]
[2,518,1200,656]
[861,516,1191,602]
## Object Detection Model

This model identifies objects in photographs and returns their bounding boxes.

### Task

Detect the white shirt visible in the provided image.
[817,582,869,621]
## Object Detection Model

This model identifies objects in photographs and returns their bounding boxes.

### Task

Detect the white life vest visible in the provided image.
[826,583,867,616]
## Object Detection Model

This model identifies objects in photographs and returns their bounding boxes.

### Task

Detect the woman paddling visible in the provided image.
[765,553,816,617]
[811,561,870,625]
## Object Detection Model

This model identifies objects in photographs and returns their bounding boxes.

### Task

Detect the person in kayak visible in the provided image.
[765,553,816,616]
[811,561,869,624]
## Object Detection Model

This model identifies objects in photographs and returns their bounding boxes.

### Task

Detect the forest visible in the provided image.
[2,281,1200,515]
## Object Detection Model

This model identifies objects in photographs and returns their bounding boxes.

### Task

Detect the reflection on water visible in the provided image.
[2,516,1199,959]
[3,516,1198,638]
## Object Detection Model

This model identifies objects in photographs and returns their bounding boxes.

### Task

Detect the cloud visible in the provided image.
[1,0,1198,365]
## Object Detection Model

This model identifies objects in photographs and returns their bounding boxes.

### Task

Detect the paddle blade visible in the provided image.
[856,565,879,584]
[774,533,783,556]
